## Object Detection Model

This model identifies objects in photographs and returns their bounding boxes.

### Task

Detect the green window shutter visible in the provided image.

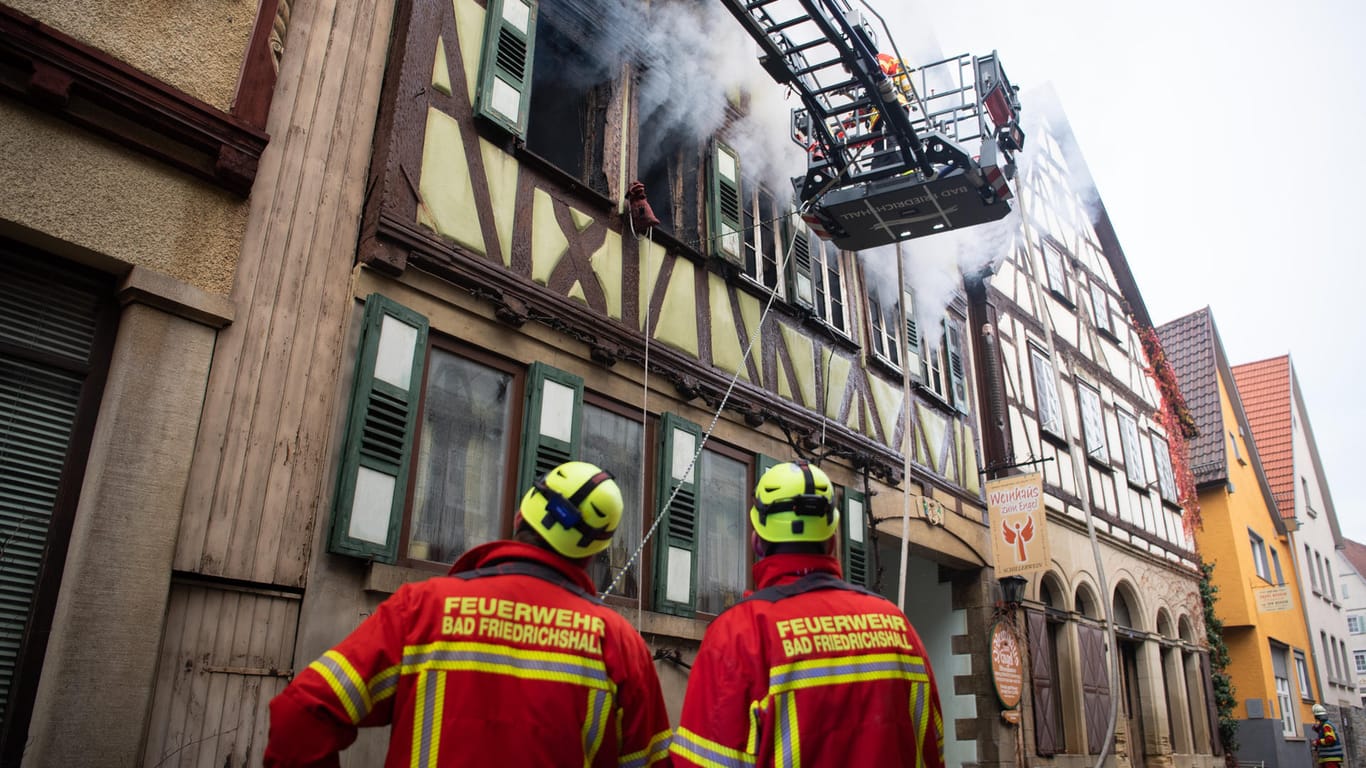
[946,318,970,413]
[516,362,584,496]
[653,413,702,616]
[708,141,744,269]
[475,0,538,137]
[330,294,429,563]
[783,219,814,310]
[842,487,870,587]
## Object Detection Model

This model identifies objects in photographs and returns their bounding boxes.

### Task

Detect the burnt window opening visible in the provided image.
[637,125,701,243]
[525,0,613,195]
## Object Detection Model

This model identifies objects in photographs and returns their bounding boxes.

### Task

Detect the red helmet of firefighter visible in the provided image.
[264,461,673,767]
[671,460,948,767]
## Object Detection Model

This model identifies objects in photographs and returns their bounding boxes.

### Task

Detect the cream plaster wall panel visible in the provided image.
[454,0,485,101]
[865,375,903,449]
[961,422,981,494]
[917,403,945,474]
[0,102,244,295]
[432,36,453,95]
[824,352,851,421]
[778,324,815,407]
[845,389,862,432]
[531,188,571,285]
[569,206,593,232]
[12,0,256,111]
[638,239,667,331]
[479,139,519,267]
[25,304,215,767]
[708,279,748,381]
[418,107,485,256]
[655,257,699,357]
[592,233,624,320]
[735,291,762,386]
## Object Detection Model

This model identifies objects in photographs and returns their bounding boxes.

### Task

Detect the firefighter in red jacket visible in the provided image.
[265,461,673,767]
[671,460,946,768]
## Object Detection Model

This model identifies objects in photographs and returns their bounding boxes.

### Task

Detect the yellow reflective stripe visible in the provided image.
[619,728,672,768]
[371,665,400,704]
[411,670,446,768]
[583,688,613,766]
[670,727,756,767]
[767,652,928,695]
[307,650,372,724]
[910,680,928,765]
[401,641,613,691]
[775,691,800,768]
[746,700,763,755]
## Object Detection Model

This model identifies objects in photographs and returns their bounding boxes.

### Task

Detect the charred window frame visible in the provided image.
[521,0,614,195]
[637,136,702,244]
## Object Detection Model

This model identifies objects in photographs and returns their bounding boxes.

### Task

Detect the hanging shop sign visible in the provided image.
[990,620,1023,710]
[986,473,1049,577]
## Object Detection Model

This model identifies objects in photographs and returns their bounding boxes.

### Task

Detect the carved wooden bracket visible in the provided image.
[0,4,269,197]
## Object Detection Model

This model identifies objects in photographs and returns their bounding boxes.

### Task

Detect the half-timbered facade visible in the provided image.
[975,88,1221,768]
[97,0,1036,764]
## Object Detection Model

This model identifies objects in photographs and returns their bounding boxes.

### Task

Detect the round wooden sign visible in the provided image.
[990,621,1023,710]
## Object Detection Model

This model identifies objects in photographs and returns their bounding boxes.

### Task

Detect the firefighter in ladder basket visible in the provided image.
[671,460,947,767]
[265,461,673,768]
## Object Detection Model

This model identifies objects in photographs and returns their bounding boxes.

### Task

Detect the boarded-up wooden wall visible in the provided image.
[142,580,301,767]
[173,0,397,588]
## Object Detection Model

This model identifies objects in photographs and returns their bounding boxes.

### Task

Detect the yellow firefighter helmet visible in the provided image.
[749,461,839,543]
[519,461,624,558]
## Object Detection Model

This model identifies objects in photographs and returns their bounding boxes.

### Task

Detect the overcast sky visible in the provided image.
[873,0,1365,542]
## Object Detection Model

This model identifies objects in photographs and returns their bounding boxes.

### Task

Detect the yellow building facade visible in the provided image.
[1160,308,1317,768]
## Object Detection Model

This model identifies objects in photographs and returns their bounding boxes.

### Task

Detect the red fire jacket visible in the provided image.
[265,541,673,767]
[671,554,945,768]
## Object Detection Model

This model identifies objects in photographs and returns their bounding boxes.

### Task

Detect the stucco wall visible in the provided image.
[0,101,246,295]
[8,0,257,111]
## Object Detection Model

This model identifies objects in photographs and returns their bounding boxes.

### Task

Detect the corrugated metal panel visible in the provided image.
[0,249,104,724]
[142,580,300,768]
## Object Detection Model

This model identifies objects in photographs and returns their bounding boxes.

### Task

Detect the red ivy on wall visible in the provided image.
[1138,325,1203,535]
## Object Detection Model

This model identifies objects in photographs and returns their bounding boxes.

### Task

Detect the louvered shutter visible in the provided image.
[1200,651,1223,755]
[1078,623,1112,754]
[475,0,538,137]
[653,413,701,616]
[329,295,429,562]
[902,291,923,382]
[708,141,744,269]
[516,363,584,497]
[946,318,969,413]
[784,219,814,310]
[0,250,108,723]
[1027,609,1060,755]
[842,488,870,587]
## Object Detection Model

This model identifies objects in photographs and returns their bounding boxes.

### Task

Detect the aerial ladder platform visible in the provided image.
[718,0,1025,250]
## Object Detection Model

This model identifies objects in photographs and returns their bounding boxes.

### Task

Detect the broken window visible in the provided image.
[525,0,614,192]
